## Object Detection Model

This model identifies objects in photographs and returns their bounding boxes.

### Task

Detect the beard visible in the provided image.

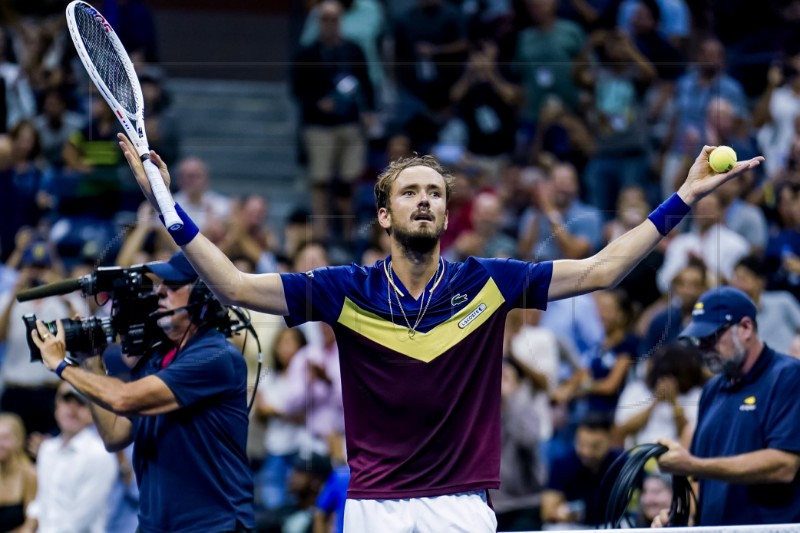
[704,329,747,378]
[392,219,445,255]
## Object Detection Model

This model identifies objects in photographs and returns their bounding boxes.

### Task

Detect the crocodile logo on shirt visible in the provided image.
[451,293,469,307]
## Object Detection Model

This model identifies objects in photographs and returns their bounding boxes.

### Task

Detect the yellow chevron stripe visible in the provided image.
[336,278,506,362]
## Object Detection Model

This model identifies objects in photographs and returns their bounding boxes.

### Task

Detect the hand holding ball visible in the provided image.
[708,146,737,173]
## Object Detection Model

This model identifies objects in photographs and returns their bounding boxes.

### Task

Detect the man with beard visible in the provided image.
[117,130,761,532]
[654,286,800,526]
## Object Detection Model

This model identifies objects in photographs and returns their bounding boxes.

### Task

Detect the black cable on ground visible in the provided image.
[600,443,695,528]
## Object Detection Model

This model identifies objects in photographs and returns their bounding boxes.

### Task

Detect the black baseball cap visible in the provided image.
[146,251,198,285]
[679,286,757,340]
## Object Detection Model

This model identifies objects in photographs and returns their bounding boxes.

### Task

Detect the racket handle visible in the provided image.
[143,157,182,230]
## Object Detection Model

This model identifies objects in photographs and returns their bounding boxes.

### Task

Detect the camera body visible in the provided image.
[23,265,167,361]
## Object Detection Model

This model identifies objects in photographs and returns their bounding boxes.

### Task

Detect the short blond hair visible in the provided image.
[374,155,455,211]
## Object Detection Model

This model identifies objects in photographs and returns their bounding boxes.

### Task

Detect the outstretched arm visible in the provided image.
[547,147,764,301]
[118,133,289,315]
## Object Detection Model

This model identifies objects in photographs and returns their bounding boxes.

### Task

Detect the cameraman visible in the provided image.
[29,251,254,533]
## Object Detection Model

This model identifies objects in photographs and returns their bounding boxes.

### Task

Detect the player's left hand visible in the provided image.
[31,319,67,372]
[656,438,697,476]
[678,146,764,205]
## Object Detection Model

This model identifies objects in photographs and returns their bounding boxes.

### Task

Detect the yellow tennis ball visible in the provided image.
[708,146,737,173]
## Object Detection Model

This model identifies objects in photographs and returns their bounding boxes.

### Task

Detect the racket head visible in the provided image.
[66,0,148,154]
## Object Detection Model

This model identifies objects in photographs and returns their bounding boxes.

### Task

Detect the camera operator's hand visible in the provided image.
[30,319,67,372]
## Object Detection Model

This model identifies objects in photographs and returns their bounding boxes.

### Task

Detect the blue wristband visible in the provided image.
[160,203,199,246]
[647,193,691,236]
[54,358,76,379]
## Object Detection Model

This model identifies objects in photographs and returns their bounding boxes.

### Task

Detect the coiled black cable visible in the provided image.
[600,443,695,528]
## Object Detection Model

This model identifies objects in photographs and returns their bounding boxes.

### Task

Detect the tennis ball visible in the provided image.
[708,146,737,173]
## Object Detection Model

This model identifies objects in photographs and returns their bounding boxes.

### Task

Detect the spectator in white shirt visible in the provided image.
[657,192,749,293]
[171,157,231,231]
[26,383,117,533]
[731,254,800,354]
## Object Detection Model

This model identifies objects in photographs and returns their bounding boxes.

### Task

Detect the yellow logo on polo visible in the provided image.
[740,396,756,412]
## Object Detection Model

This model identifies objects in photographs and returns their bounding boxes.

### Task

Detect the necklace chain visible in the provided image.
[385,258,443,338]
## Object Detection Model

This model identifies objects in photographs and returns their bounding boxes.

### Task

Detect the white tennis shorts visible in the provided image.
[343,490,497,533]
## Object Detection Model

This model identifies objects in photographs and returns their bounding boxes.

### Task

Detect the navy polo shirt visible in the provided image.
[132,328,254,533]
[691,345,800,525]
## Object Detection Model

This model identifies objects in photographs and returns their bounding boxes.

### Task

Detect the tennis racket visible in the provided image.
[66,0,182,230]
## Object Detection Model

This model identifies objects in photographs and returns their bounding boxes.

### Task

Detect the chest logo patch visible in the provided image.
[451,293,469,307]
[459,303,487,329]
[739,396,756,412]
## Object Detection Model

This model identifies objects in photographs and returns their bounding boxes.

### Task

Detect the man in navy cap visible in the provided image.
[29,251,255,533]
[653,286,800,526]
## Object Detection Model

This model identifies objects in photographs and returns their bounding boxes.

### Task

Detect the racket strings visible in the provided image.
[73,4,138,115]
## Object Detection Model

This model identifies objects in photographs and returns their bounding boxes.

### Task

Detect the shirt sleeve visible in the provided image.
[763,360,800,453]
[316,471,338,513]
[280,266,355,326]
[157,334,241,408]
[475,257,553,310]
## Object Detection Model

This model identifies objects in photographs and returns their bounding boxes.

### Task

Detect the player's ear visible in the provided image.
[377,207,391,231]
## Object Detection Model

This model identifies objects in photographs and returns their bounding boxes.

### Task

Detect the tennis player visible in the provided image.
[119,133,761,532]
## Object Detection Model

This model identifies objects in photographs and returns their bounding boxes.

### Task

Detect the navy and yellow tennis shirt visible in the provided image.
[281,256,553,499]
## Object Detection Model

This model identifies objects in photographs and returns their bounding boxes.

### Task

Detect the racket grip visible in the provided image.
[143,157,182,230]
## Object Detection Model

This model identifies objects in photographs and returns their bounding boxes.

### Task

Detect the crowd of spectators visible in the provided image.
[3,0,800,531]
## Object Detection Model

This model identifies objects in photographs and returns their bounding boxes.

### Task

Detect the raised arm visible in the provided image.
[547,147,764,301]
[117,133,289,315]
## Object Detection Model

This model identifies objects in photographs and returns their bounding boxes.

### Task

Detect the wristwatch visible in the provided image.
[54,356,79,379]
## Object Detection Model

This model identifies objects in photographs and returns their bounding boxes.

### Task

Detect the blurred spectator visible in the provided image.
[558,290,637,417]
[115,201,177,267]
[577,28,656,215]
[280,453,333,533]
[764,181,800,299]
[513,0,585,127]
[62,93,123,217]
[283,323,344,456]
[505,309,560,444]
[660,38,748,199]
[0,239,87,435]
[220,194,280,274]
[103,0,159,63]
[255,328,307,511]
[790,334,800,359]
[0,412,36,532]
[0,120,53,259]
[605,186,663,310]
[541,293,605,375]
[518,162,604,261]
[615,343,705,447]
[755,51,800,180]
[392,0,468,149]
[489,357,545,532]
[732,254,800,354]
[450,40,522,174]
[448,191,516,260]
[139,68,179,166]
[527,96,595,170]
[617,0,690,49]
[0,27,36,132]
[105,447,139,533]
[625,0,685,81]
[439,166,478,252]
[26,383,117,533]
[32,87,84,167]
[313,434,349,533]
[291,0,374,242]
[171,156,232,232]
[640,262,707,358]
[636,472,674,527]
[656,193,749,293]
[715,162,767,254]
[541,412,622,528]
[301,0,387,97]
